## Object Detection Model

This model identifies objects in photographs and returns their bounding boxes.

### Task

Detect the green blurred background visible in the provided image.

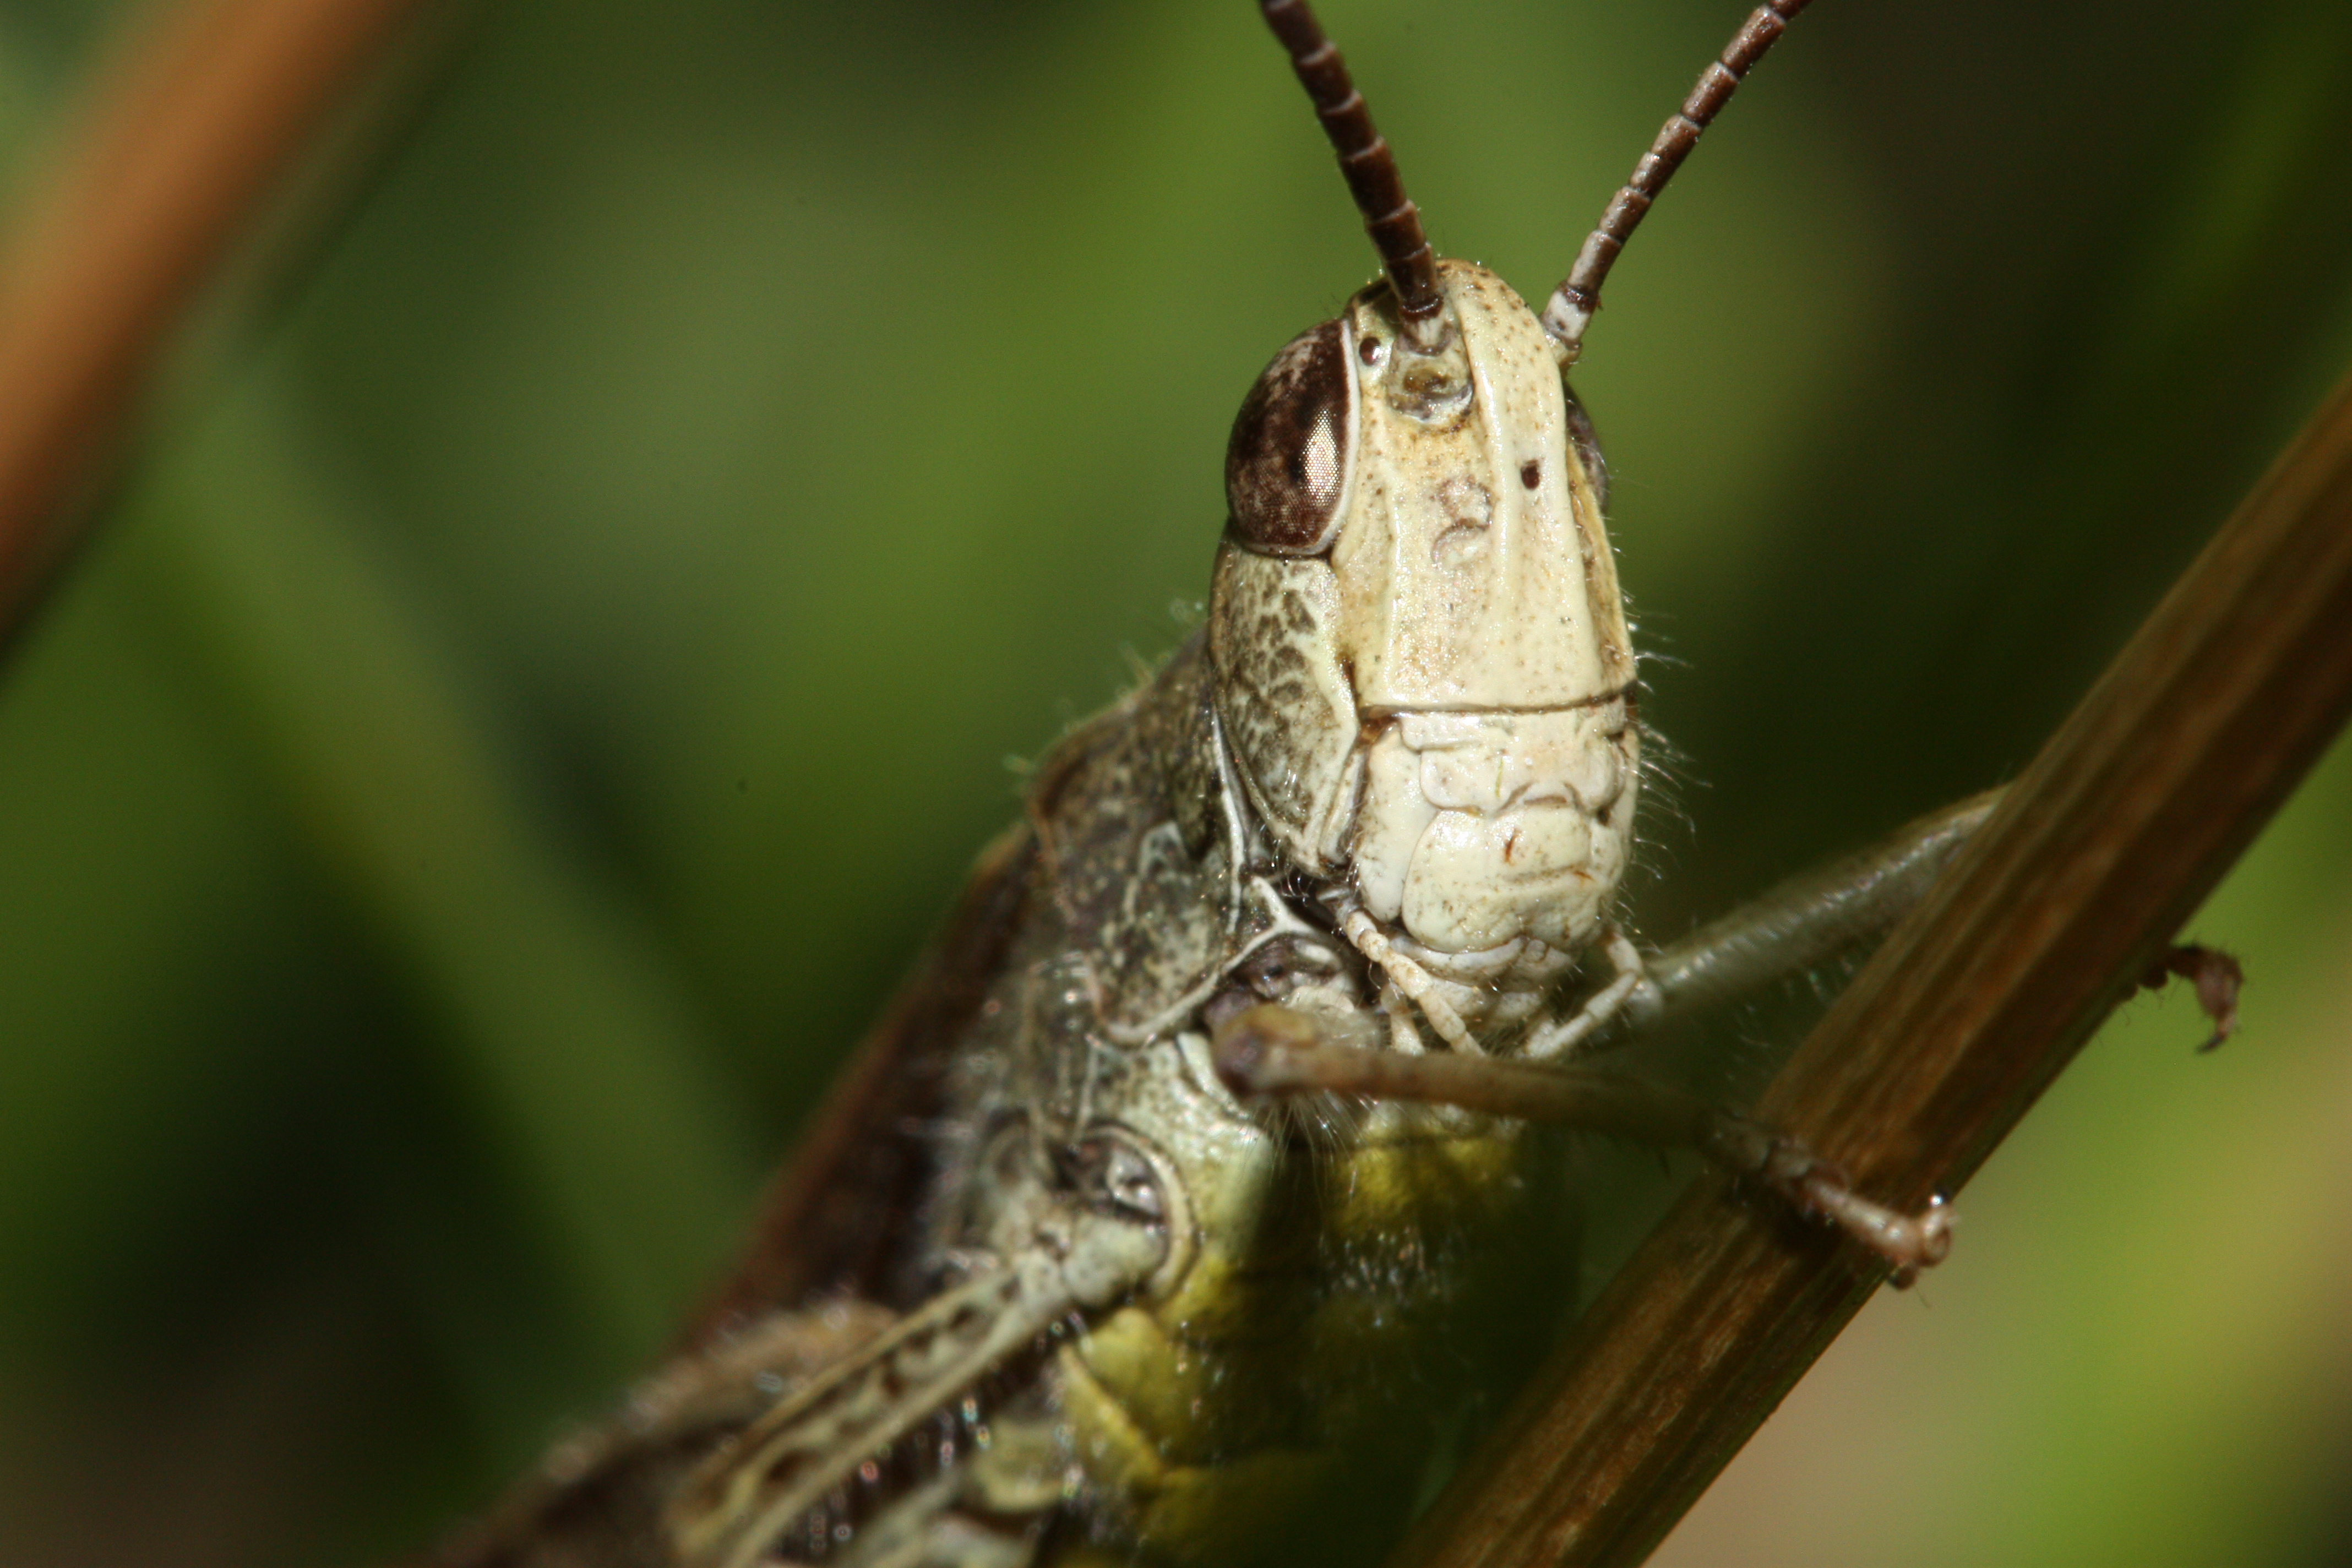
[0,0,2347,1563]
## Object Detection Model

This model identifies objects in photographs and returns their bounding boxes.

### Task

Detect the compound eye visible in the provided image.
[1224,319,1356,556]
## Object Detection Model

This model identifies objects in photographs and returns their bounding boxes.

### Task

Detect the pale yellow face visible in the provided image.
[1333,261,1633,712]
[1209,260,1639,969]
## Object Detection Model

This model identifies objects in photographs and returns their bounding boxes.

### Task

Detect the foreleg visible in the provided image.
[1214,1004,1951,1282]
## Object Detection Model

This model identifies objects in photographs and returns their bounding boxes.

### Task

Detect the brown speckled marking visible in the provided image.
[1206,543,1360,875]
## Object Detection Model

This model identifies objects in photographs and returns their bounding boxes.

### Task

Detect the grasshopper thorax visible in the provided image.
[1210,263,1638,1011]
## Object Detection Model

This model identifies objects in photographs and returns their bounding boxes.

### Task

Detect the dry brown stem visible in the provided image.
[0,0,431,636]
[1394,358,2352,1568]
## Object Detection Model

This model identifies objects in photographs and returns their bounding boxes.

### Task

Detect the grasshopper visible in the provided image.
[412,4,2255,1565]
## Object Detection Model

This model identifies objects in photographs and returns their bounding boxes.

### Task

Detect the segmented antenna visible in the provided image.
[1543,0,1814,362]
[1260,0,1446,350]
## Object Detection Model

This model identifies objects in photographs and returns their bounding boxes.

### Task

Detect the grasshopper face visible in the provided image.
[1210,262,1637,1011]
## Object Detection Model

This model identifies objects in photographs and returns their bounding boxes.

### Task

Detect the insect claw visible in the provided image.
[1756,1141,1953,1282]
[2140,943,2244,1050]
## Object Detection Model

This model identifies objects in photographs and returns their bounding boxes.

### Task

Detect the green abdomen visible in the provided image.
[1058,1115,1573,1565]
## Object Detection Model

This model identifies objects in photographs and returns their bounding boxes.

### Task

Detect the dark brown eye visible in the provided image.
[1224,319,1355,556]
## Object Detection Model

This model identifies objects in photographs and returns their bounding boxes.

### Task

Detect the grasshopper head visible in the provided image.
[1227,0,1787,980]
[1210,263,1638,965]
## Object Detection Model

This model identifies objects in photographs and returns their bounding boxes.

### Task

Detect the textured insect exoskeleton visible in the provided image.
[1212,258,1640,1049]
[408,2,2287,1565]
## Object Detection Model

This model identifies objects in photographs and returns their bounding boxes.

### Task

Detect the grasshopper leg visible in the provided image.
[1211,1003,1953,1281]
[1626,789,2001,1034]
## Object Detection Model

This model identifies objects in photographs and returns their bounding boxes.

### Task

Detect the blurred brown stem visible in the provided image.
[1394,358,2352,1568]
[0,0,432,640]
